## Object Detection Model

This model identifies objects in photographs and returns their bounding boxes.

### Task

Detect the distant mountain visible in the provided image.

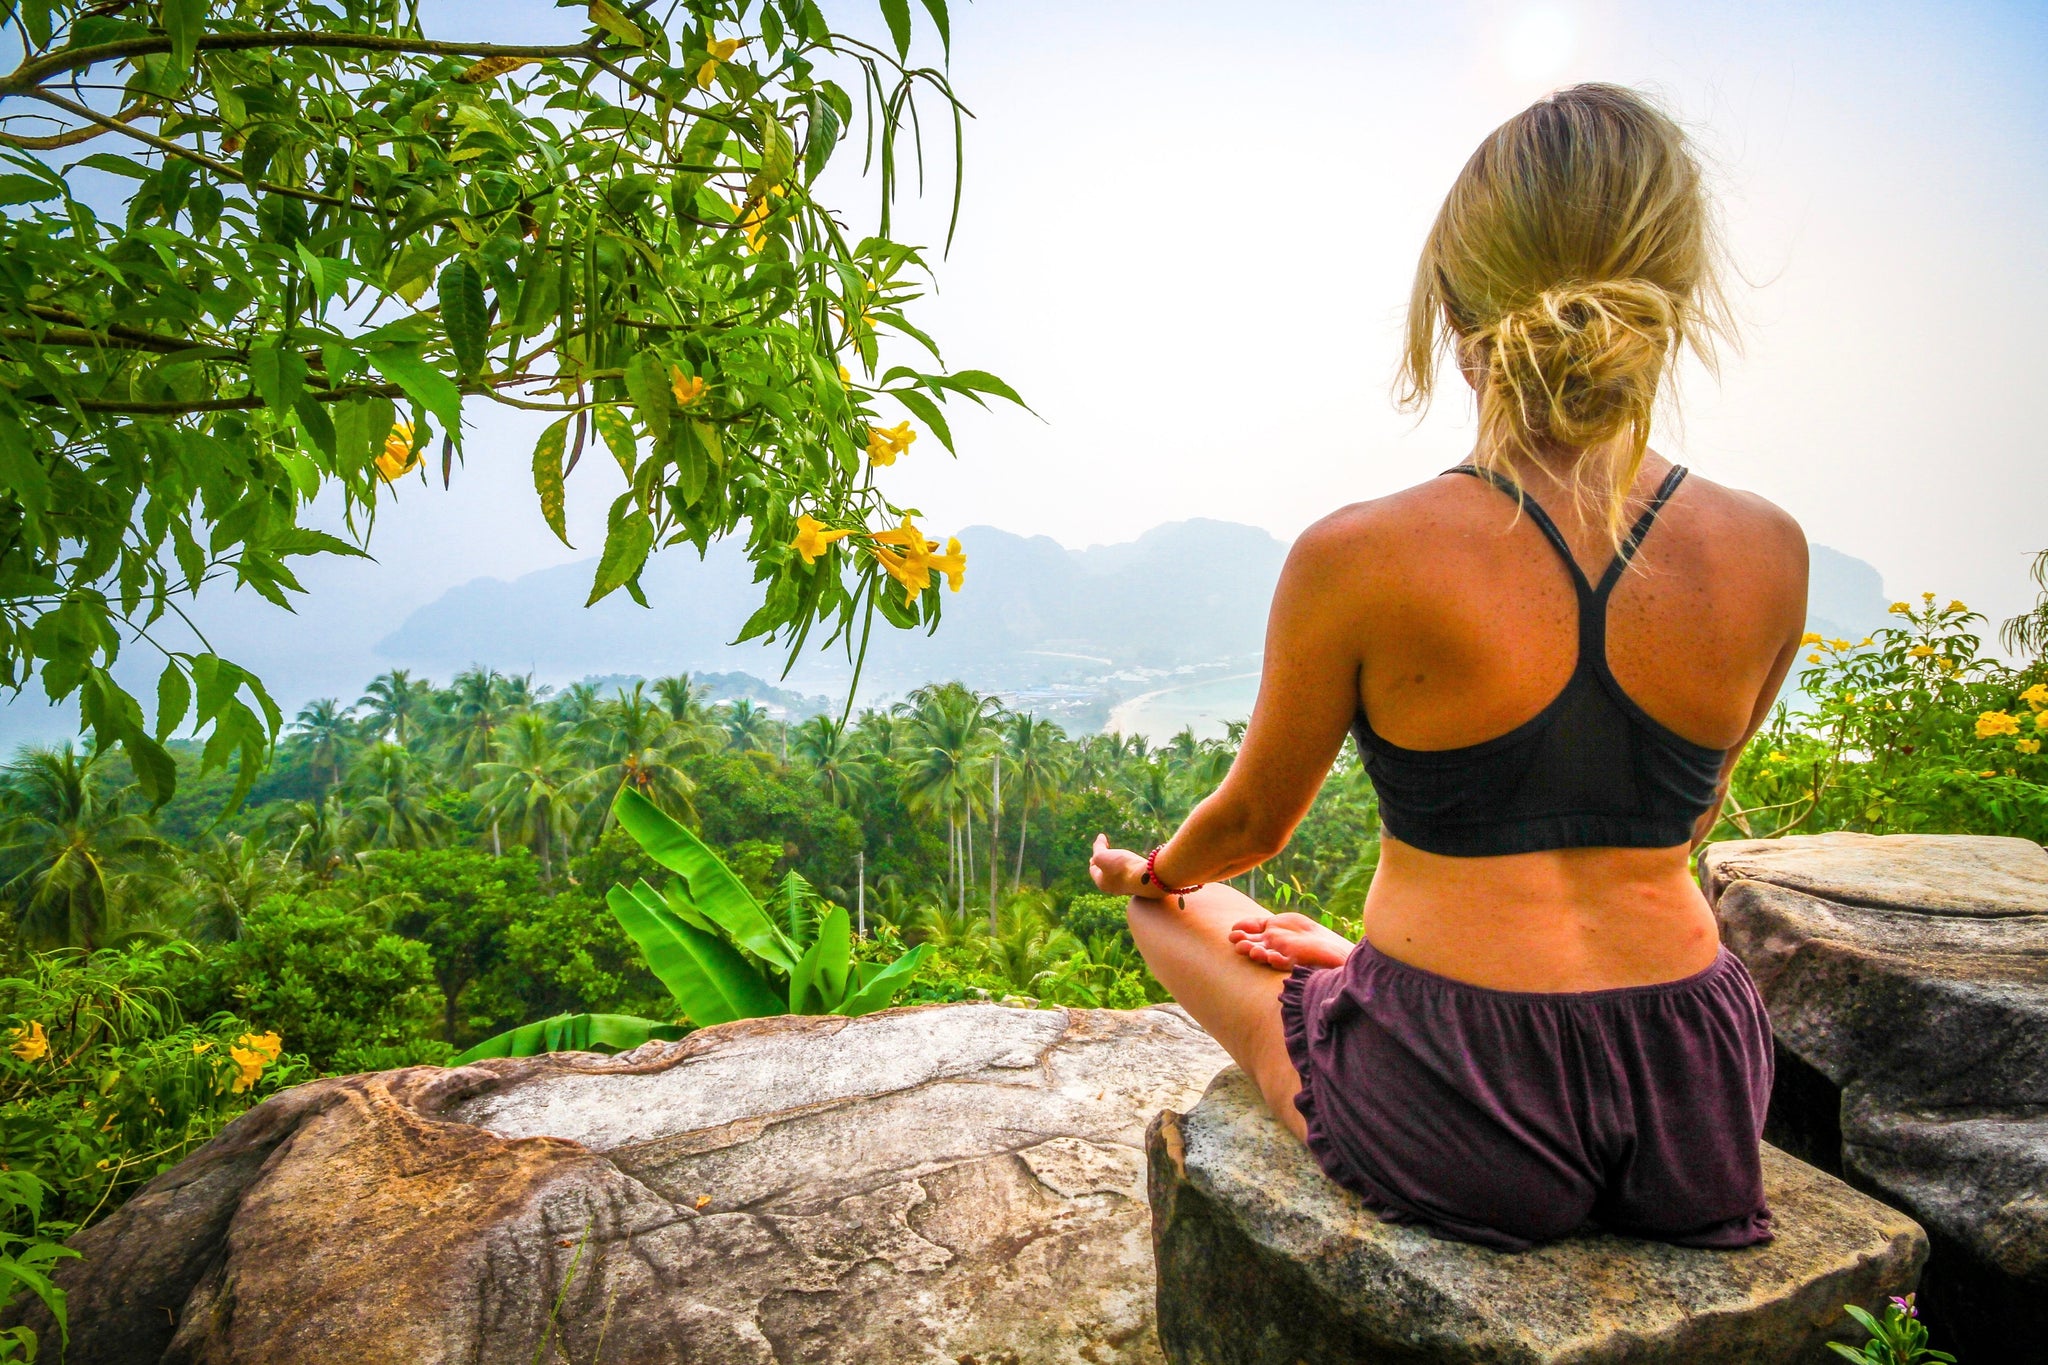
[373,518,1291,696]
[0,519,1897,745]
[376,521,1890,724]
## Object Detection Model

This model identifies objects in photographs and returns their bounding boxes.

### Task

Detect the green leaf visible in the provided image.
[587,0,646,44]
[586,506,654,606]
[918,0,950,54]
[878,0,912,58]
[813,905,852,1007]
[249,340,307,415]
[623,350,670,445]
[368,347,461,439]
[833,943,930,1016]
[161,0,205,78]
[438,257,490,377]
[592,404,637,477]
[532,416,571,545]
[154,660,190,740]
[608,883,784,1022]
[0,175,59,206]
[451,1013,684,1064]
[613,788,799,971]
[888,387,953,454]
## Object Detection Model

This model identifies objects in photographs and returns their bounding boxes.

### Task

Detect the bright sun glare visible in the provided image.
[1502,2,1580,83]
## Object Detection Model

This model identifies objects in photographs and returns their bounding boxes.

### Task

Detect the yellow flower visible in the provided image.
[1908,645,1935,658]
[1828,638,1851,652]
[2021,683,2048,711]
[696,35,744,89]
[1807,652,1822,664]
[1977,711,2021,738]
[1857,637,1872,647]
[225,1031,280,1095]
[1939,657,1958,673]
[1947,600,1968,614]
[865,422,916,466]
[1923,591,1936,602]
[2018,739,2041,755]
[670,369,707,407]
[735,185,783,252]
[192,1040,213,1056]
[870,517,935,602]
[790,513,853,565]
[929,536,966,592]
[375,422,419,481]
[837,365,852,383]
[7,1021,47,1064]
[239,1031,283,1063]
[1888,602,1912,614]
[2036,711,2048,733]
[1799,632,1823,646]
[1767,751,1788,763]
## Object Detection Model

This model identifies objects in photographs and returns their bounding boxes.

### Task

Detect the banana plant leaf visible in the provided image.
[608,883,784,1024]
[451,1012,685,1064]
[790,906,859,1014]
[614,788,799,972]
[832,943,932,1017]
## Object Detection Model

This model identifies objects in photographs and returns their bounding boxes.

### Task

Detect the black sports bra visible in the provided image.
[1352,464,1728,857]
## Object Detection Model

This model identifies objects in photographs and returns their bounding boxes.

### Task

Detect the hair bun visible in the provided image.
[1478,278,1680,452]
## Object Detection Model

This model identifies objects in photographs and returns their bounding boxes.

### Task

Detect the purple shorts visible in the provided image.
[1279,940,1775,1252]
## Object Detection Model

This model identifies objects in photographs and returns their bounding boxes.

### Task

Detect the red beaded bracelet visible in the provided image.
[1141,845,1204,897]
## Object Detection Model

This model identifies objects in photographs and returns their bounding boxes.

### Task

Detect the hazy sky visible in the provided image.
[10,0,2048,733]
[361,0,2048,629]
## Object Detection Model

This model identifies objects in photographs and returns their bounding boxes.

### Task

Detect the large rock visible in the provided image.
[1702,832,2048,1363]
[25,1002,1228,1364]
[1148,1068,1926,1365]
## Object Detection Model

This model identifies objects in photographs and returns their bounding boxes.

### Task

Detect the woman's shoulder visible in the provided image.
[1666,468,1808,575]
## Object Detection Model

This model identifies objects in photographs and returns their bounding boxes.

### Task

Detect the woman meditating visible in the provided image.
[1089,84,1806,1251]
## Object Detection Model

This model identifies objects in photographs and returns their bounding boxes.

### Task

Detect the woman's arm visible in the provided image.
[1091,517,1367,897]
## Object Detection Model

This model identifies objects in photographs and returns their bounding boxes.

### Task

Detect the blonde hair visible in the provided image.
[1399,84,1730,543]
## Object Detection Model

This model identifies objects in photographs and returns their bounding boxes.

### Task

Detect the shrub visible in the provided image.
[0,944,299,1234]
[180,894,443,1073]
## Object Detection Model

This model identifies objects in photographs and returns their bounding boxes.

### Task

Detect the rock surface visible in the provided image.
[1701,832,2048,1364]
[24,1002,1229,1365]
[1148,1068,1927,1365]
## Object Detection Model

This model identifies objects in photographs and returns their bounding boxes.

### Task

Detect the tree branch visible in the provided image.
[0,97,152,149]
[1,33,601,97]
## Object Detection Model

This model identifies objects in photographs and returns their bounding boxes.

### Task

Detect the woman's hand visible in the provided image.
[1089,834,1163,899]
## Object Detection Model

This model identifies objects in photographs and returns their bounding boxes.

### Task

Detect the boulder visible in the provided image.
[1702,832,2048,1363]
[1147,1068,1927,1365]
[23,1002,1229,1365]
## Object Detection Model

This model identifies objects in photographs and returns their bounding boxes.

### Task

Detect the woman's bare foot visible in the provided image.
[1228,913,1354,971]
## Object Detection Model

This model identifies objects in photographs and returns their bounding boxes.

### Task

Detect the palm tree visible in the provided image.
[791,714,873,807]
[898,684,1004,924]
[0,746,168,949]
[569,683,697,835]
[175,833,297,942]
[287,697,357,791]
[549,680,603,726]
[496,671,552,712]
[1122,755,1187,842]
[474,712,582,878]
[1001,714,1072,889]
[446,666,511,782]
[344,743,449,850]
[722,698,776,754]
[357,669,435,749]
[268,793,357,879]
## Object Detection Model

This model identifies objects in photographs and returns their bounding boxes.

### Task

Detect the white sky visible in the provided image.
[365,0,2048,636]
[10,0,2047,737]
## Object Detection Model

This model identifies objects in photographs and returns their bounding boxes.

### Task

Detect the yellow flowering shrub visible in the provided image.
[1717,594,2048,843]
[1,945,300,1238]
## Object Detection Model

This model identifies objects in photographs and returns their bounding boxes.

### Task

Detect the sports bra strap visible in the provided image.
[1595,464,1690,597]
[1445,463,1689,603]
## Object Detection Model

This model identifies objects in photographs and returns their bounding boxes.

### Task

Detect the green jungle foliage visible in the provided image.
[0,0,1014,821]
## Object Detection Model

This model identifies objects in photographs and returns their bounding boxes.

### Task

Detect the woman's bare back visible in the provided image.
[1305,450,1808,989]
